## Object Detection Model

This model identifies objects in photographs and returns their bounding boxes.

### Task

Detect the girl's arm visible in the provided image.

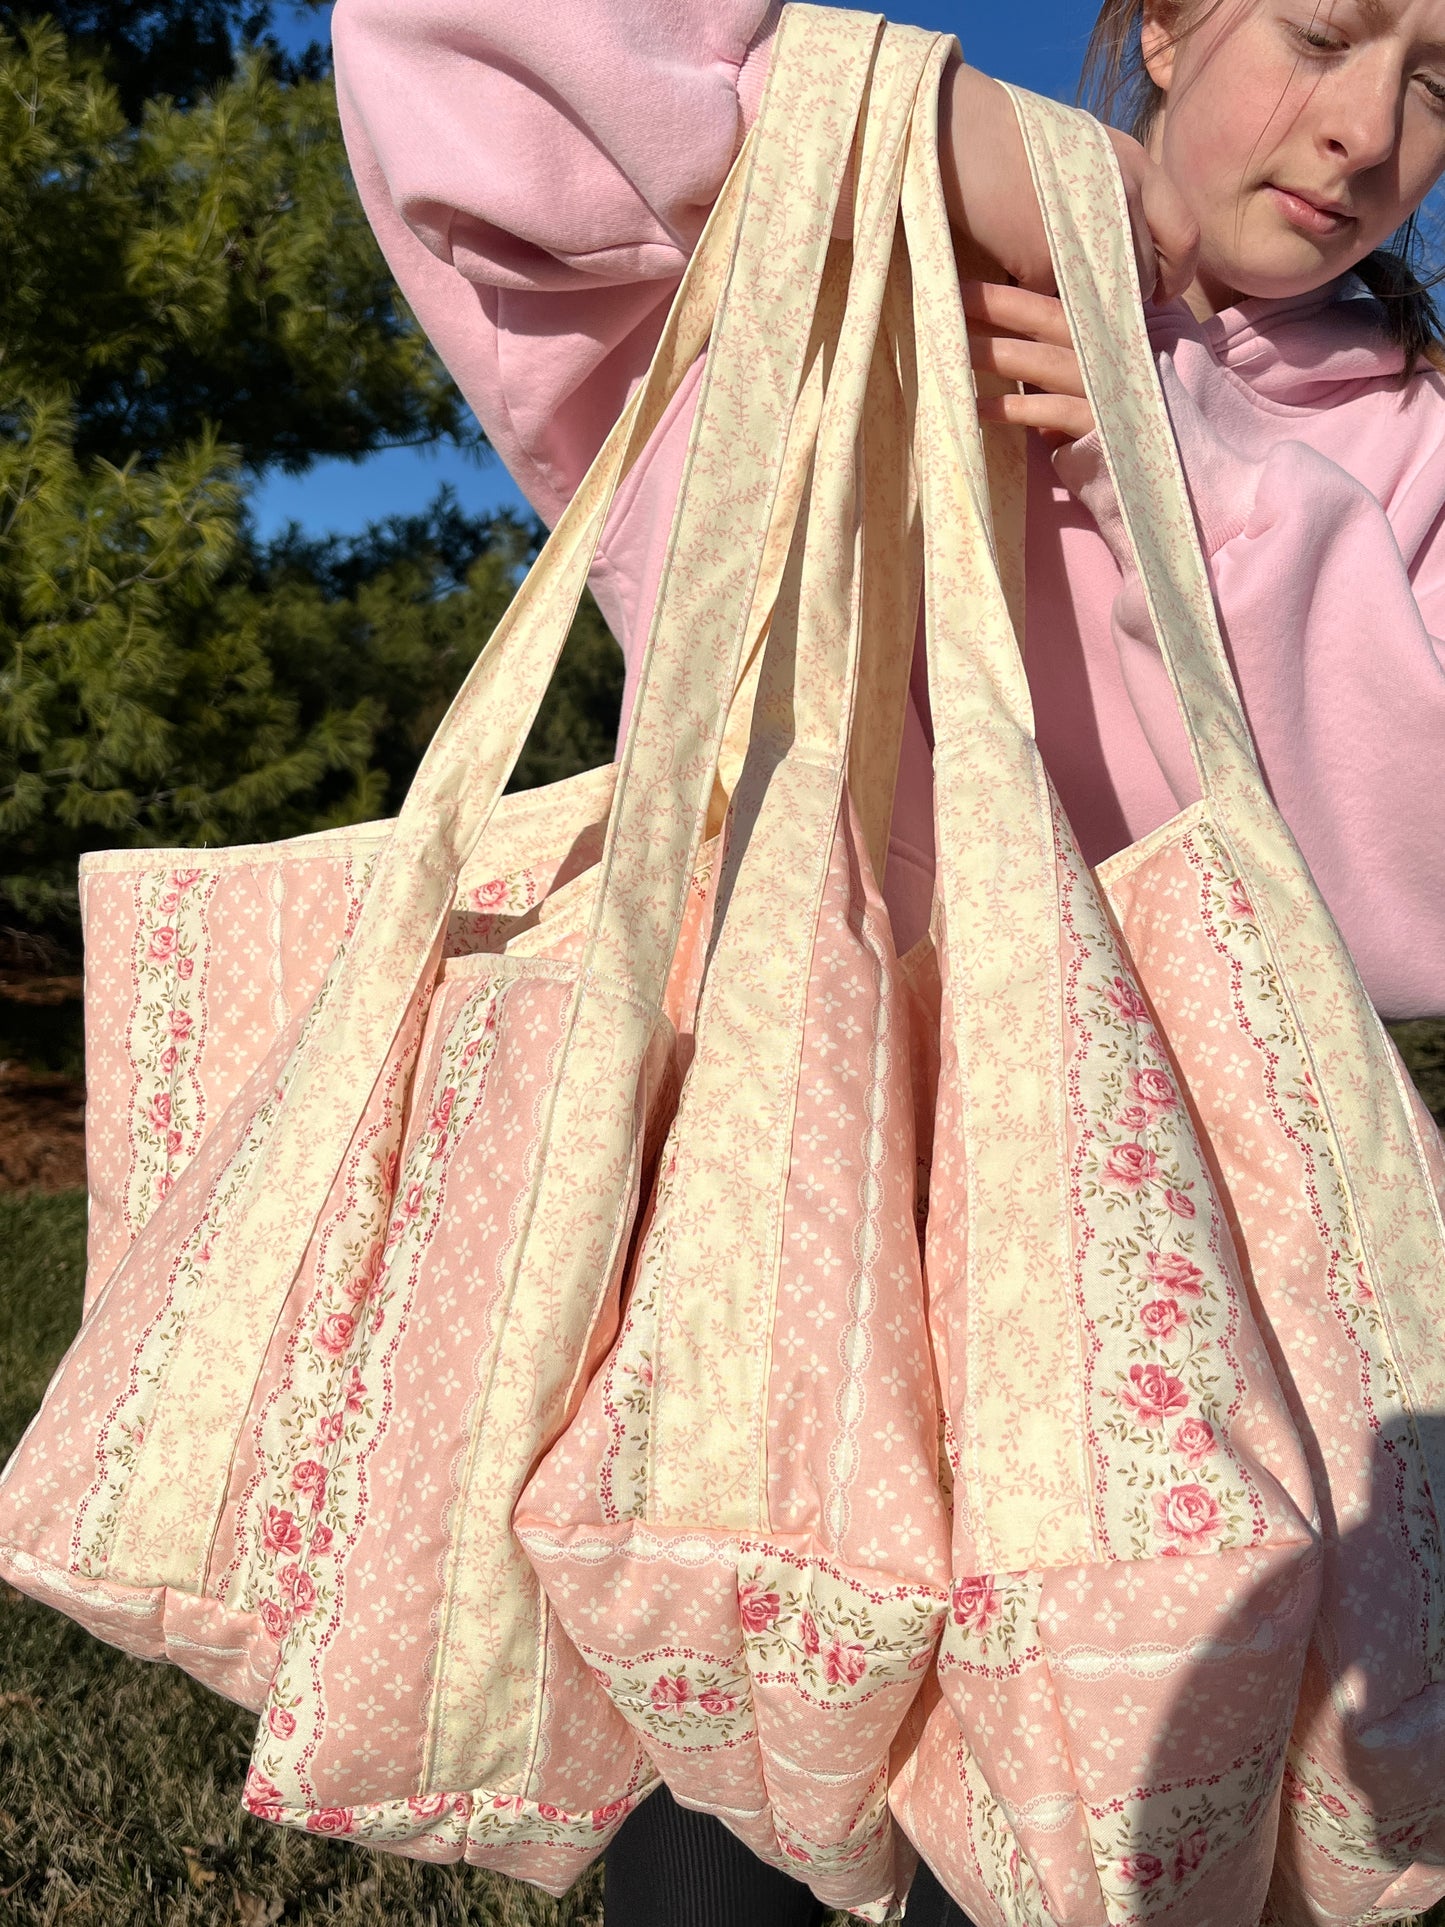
[330,0,779,526]
[331,2,1194,531]
[1057,375,1445,1022]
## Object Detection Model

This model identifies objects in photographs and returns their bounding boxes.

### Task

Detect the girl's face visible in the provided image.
[1144,0,1445,313]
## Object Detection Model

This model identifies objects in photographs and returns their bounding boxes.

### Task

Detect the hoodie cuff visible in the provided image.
[734,5,854,237]
[1052,382,1260,571]
[736,3,781,131]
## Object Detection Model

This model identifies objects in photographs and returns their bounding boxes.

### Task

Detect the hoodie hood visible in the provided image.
[1146,272,1407,409]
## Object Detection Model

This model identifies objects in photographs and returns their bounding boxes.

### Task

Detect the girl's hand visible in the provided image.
[938,59,1199,305]
[964,281,1094,449]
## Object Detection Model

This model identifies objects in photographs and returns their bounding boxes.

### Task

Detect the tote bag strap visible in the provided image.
[645,19,950,1527]
[900,76,1101,1574]
[1003,85,1445,1492]
[109,2,884,1594]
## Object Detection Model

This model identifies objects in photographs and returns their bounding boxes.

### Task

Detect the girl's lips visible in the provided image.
[1265,183,1354,237]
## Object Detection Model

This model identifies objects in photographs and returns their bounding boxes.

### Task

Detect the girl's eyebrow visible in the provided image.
[1354,0,1445,57]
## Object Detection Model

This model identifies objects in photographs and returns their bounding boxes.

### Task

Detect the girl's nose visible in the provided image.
[1318,56,1403,173]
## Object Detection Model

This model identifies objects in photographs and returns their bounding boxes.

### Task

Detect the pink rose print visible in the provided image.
[1227,878,1252,918]
[408,1794,449,1819]
[698,1687,737,1717]
[171,868,202,891]
[1117,1852,1165,1888]
[650,1675,691,1712]
[168,1009,193,1040]
[538,1804,564,1822]
[1119,1364,1189,1424]
[799,1611,820,1657]
[343,1365,367,1412]
[175,954,194,980]
[1173,1417,1216,1466]
[154,1172,173,1202]
[244,1769,284,1823]
[1164,1187,1196,1219]
[1147,1251,1204,1297]
[782,1842,813,1863]
[148,1091,171,1129]
[292,1458,328,1508]
[1171,1829,1209,1883]
[1139,1298,1188,1340]
[278,1563,317,1617]
[315,1310,355,1358]
[165,1128,183,1156]
[268,1704,296,1740]
[147,927,177,962]
[430,1087,457,1135]
[1282,1768,1310,1807]
[951,1575,1000,1633]
[306,1808,354,1834]
[1116,1105,1151,1134]
[1130,1067,1179,1116]
[1319,1792,1349,1820]
[1153,1483,1224,1543]
[159,1046,178,1073]
[1102,1142,1159,1189]
[343,1245,382,1305]
[1355,1263,1375,1304]
[737,1583,781,1633]
[260,1598,288,1640]
[262,1505,302,1556]
[310,1523,333,1555]
[491,1795,526,1814]
[315,1411,344,1447]
[470,875,509,911]
[1105,976,1151,1024]
[592,1797,633,1831]
[823,1639,867,1687]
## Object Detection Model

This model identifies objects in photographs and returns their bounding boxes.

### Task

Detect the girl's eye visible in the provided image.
[1288,21,1346,55]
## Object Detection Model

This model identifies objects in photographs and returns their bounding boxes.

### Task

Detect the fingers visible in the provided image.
[1140,161,1201,304]
[960,280,1073,349]
[967,330,1086,399]
[976,390,1095,440]
[1107,129,1201,306]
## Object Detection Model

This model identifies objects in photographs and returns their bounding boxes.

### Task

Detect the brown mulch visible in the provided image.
[0,1065,86,1194]
[0,958,86,1194]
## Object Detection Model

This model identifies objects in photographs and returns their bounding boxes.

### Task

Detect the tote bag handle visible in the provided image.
[108,3,885,1595]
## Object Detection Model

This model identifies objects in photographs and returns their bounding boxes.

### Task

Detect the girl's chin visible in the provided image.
[1199,236,1361,308]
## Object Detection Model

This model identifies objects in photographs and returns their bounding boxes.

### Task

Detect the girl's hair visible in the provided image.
[1079,0,1445,374]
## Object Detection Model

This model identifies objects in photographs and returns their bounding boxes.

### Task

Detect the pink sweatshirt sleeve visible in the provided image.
[1057,377,1445,1021]
[329,0,778,527]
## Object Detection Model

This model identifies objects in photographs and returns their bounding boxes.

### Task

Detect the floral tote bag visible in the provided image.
[513,19,954,1923]
[0,11,869,1891]
[887,82,1445,1927]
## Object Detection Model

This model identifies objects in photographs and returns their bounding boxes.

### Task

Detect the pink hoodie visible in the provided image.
[331,0,1445,1019]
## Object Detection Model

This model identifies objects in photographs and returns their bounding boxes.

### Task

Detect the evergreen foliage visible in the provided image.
[0,13,623,946]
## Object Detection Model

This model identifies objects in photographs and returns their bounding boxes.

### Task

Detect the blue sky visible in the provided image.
[250,3,1096,541]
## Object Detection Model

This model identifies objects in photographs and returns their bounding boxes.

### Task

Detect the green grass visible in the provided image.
[1392,1020,1445,1123]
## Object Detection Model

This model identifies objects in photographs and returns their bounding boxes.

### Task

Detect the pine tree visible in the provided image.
[0,16,622,945]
